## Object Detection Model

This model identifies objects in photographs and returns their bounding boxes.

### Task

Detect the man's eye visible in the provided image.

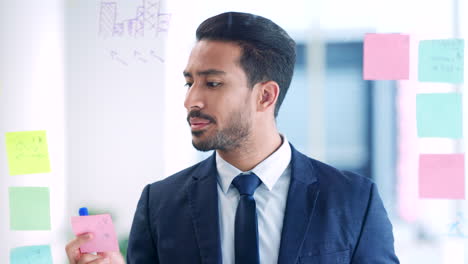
[184,82,193,88]
[207,82,221,87]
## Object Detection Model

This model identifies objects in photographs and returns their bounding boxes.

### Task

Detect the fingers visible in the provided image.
[77,254,109,264]
[88,258,110,264]
[66,233,124,264]
[65,233,94,263]
[97,252,114,258]
[98,251,126,263]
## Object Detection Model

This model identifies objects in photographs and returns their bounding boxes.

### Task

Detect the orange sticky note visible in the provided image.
[363,33,410,80]
[71,214,119,253]
[419,154,465,199]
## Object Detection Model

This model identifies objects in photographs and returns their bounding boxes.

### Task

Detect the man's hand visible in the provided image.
[65,233,126,264]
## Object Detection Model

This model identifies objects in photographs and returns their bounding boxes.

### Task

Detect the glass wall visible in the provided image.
[0,0,464,262]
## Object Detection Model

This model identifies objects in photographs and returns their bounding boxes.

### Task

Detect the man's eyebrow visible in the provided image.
[183,69,226,77]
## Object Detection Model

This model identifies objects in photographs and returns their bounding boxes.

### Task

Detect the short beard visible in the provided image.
[192,109,251,152]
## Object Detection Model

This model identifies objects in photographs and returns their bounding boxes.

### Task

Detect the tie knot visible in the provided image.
[232,172,261,196]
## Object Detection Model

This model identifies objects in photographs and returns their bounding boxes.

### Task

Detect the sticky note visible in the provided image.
[419,39,464,83]
[5,130,51,175]
[363,33,410,80]
[9,187,51,230]
[10,245,52,264]
[416,93,462,138]
[71,214,119,253]
[419,154,465,199]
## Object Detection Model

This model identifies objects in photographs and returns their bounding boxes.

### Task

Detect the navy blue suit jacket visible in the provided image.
[127,145,399,263]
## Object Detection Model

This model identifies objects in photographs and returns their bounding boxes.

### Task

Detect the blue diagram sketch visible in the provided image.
[99,0,171,39]
[109,49,165,66]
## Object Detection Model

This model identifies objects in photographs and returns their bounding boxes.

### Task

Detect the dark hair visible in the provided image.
[196,12,296,118]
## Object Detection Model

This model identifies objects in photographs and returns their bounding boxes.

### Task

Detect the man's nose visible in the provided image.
[184,83,205,110]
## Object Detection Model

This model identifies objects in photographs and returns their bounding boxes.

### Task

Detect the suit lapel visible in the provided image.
[187,153,222,264]
[278,145,320,264]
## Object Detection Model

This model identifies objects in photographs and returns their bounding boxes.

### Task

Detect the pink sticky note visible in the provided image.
[419,154,465,199]
[363,33,410,80]
[71,214,119,253]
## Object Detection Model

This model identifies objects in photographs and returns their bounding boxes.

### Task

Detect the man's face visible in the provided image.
[183,40,255,151]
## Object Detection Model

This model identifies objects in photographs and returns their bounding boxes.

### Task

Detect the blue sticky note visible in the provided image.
[10,245,53,264]
[419,39,464,83]
[416,93,462,138]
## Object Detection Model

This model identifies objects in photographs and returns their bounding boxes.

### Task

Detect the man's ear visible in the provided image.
[255,81,280,113]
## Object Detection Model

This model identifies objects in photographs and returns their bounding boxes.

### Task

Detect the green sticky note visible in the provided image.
[419,39,464,83]
[416,93,462,138]
[5,130,51,175]
[9,187,51,230]
[10,245,52,264]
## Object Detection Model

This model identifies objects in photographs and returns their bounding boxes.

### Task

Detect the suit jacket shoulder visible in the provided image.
[284,149,399,263]
[127,154,220,264]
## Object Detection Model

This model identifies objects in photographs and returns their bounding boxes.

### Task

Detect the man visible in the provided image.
[66,12,399,264]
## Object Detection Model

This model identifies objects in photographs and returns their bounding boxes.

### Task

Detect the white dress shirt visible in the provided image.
[216,136,292,264]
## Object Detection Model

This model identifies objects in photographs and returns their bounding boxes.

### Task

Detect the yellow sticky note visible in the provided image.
[5,131,51,175]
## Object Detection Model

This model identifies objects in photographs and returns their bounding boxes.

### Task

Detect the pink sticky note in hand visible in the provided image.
[419,154,465,199]
[363,33,410,80]
[71,214,119,253]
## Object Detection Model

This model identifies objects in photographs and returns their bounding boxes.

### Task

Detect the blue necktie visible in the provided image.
[232,172,262,264]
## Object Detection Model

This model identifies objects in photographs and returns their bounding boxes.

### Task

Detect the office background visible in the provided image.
[0,0,466,263]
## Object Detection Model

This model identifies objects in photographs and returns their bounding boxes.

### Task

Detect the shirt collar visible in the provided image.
[216,135,292,194]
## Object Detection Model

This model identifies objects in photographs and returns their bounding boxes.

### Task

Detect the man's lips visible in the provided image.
[189,118,212,130]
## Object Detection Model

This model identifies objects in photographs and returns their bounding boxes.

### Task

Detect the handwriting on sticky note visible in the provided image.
[363,33,410,80]
[5,130,51,175]
[447,212,468,238]
[419,39,464,83]
[416,93,462,138]
[71,214,119,253]
[9,187,51,230]
[419,154,465,199]
[10,245,53,264]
